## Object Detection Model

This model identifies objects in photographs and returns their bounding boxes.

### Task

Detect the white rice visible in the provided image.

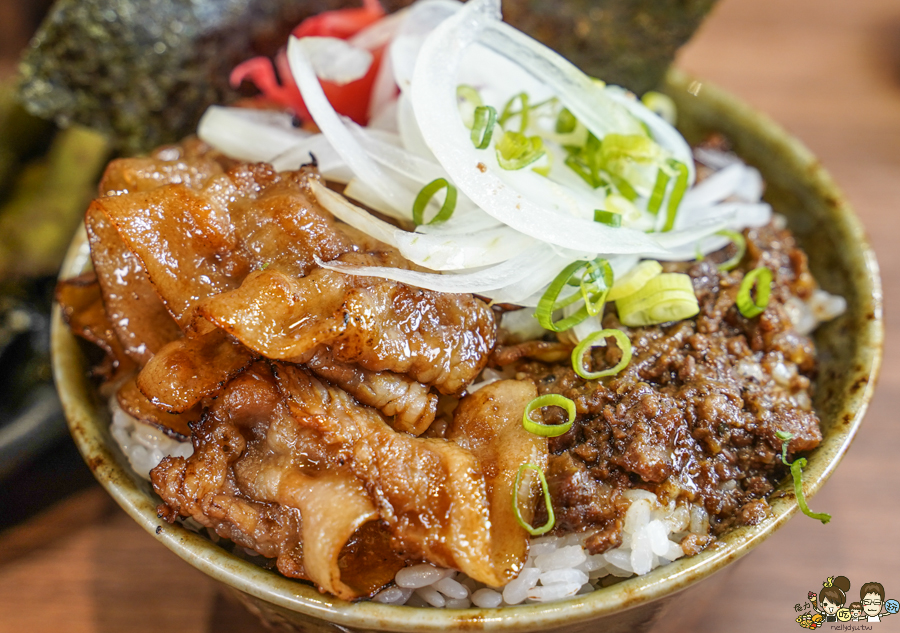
[109,399,192,479]
[373,488,708,608]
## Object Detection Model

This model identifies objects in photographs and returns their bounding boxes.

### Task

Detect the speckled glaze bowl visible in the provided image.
[51,69,883,633]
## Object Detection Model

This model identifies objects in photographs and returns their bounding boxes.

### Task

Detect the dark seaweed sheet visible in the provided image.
[18,0,353,154]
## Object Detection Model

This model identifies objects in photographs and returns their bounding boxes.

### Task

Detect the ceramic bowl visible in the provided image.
[51,69,883,633]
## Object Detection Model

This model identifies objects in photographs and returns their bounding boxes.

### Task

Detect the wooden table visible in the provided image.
[2,0,899,630]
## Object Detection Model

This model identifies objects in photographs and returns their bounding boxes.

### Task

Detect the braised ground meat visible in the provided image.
[501,223,822,553]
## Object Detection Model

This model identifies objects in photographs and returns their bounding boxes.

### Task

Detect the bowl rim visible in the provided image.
[51,69,883,632]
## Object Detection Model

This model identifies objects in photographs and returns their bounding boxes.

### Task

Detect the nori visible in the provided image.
[17,0,351,154]
[384,0,719,96]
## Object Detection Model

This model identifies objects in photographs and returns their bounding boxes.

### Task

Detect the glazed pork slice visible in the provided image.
[153,363,549,596]
[152,363,403,600]
[305,348,437,436]
[200,251,496,395]
[89,153,495,403]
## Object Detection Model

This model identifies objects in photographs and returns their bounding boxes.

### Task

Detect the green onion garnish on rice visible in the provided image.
[661,159,689,232]
[715,230,747,271]
[606,260,662,301]
[646,167,671,216]
[616,272,699,327]
[522,394,576,437]
[737,266,772,318]
[496,131,545,170]
[456,84,483,129]
[535,259,610,331]
[498,92,530,132]
[571,328,632,380]
[470,105,497,149]
[412,178,457,226]
[775,430,831,524]
[513,463,555,536]
[593,209,622,228]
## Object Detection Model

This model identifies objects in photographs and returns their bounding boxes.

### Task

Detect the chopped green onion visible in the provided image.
[661,159,689,232]
[499,92,530,132]
[412,178,457,226]
[457,84,483,129]
[646,167,671,216]
[736,266,772,318]
[470,105,497,150]
[522,394,576,437]
[531,149,553,177]
[606,171,638,202]
[607,260,662,301]
[535,259,607,332]
[578,259,613,316]
[556,107,578,134]
[616,272,699,327]
[640,91,677,125]
[513,463,555,536]
[775,430,793,465]
[571,329,632,380]
[593,210,622,227]
[565,153,605,189]
[496,131,545,170]
[715,229,747,271]
[776,431,831,524]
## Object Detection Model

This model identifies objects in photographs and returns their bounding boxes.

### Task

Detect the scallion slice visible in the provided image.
[606,171,638,202]
[457,84,483,129]
[593,209,622,227]
[470,105,497,150]
[499,92,530,132]
[513,463,555,536]
[661,159,689,232]
[646,167,671,216]
[555,107,577,134]
[496,131,545,170]
[776,431,831,524]
[736,266,772,318]
[571,328,632,380]
[522,394,576,437]
[412,178,458,226]
[606,260,663,301]
[535,259,609,331]
[715,229,747,271]
[579,258,613,316]
[616,272,699,327]
[640,91,677,125]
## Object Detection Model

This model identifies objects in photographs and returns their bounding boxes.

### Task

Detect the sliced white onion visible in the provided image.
[287,36,410,214]
[197,106,312,163]
[409,0,719,257]
[301,36,374,85]
[315,243,563,295]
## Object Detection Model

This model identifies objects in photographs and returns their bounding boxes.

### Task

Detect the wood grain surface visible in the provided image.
[2,0,899,631]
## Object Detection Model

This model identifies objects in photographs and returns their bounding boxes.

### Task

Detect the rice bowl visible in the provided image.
[51,57,882,631]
